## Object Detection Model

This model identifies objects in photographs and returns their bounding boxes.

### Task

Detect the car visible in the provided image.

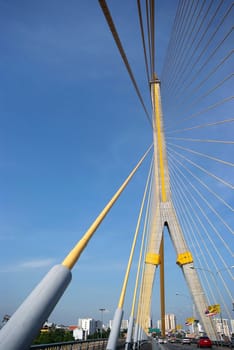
[168,338,176,343]
[158,338,167,344]
[197,336,212,348]
[182,338,191,345]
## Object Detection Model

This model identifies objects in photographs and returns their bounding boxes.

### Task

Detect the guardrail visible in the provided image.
[30,338,126,350]
[30,338,108,350]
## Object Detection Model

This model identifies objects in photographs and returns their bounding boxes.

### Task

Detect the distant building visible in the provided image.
[40,321,54,333]
[165,314,176,332]
[43,321,53,328]
[193,321,203,335]
[213,318,231,338]
[109,319,129,330]
[230,319,234,334]
[157,314,176,333]
[73,327,87,340]
[121,319,129,330]
[157,314,204,336]
[78,318,96,336]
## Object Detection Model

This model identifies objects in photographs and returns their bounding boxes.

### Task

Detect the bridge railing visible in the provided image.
[30,338,108,350]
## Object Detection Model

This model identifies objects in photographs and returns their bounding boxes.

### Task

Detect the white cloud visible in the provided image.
[19,258,55,269]
[0,258,55,273]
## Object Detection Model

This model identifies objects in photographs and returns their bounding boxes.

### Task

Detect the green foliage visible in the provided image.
[120,329,127,338]
[33,328,74,345]
[87,331,100,339]
[87,328,110,340]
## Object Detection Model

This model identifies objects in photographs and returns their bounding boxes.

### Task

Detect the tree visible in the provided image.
[33,328,74,344]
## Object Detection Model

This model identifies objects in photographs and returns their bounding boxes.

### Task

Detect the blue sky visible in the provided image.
[1,0,233,328]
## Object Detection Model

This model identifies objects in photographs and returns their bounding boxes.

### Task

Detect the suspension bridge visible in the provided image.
[0,1,233,349]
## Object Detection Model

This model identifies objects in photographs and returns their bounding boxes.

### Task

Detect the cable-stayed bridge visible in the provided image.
[0,1,233,349]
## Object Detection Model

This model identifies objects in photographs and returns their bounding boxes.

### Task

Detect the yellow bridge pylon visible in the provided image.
[136,74,218,340]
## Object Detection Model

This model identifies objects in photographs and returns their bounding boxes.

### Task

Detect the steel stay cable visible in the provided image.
[169,160,233,310]
[150,0,155,75]
[140,177,160,326]
[169,154,233,264]
[164,70,233,133]
[169,163,218,304]
[167,147,234,190]
[137,0,151,85]
[197,73,233,100]
[136,177,154,330]
[168,149,234,235]
[161,0,185,83]
[171,27,233,106]
[163,0,190,78]
[133,161,154,324]
[130,157,154,318]
[146,0,152,77]
[167,141,234,167]
[161,3,233,303]
[176,73,234,116]
[168,151,233,212]
[98,0,152,127]
[175,50,233,108]
[171,166,234,242]
[167,137,234,144]
[163,2,232,314]
[169,158,229,275]
[163,0,199,93]
[165,96,233,132]
[169,162,234,305]
[169,161,233,315]
[174,25,234,104]
[166,0,225,99]
[62,144,153,270]
[176,0,232,97]
[162,0,214,97]
[161,0,192,91]
[162,0,206,94]
[165,118,234,135]
[118,156,153,309]
[170,167,216,306]
[99,0,232,320]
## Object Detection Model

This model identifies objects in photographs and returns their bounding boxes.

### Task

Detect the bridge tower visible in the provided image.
[136,74,217,340]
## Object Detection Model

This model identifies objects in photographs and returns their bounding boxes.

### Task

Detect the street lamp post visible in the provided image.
[99,308,105,338]
[176,292,196,334]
